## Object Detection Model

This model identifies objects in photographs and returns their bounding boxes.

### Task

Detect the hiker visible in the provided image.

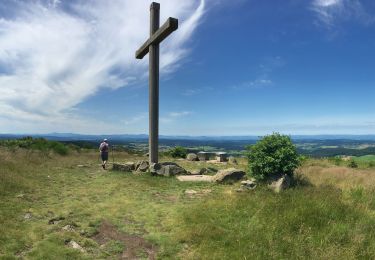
[99,139,109,169]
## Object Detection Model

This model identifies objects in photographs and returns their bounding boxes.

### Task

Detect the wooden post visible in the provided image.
[149,2,160,164]
[135,2,178,165]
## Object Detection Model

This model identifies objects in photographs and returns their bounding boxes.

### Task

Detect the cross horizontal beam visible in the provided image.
[135,17,178,59]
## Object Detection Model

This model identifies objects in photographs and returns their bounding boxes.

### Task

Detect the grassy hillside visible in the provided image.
[2,147,375,259]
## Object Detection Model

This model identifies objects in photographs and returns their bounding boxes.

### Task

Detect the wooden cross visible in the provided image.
[135,2,178,164]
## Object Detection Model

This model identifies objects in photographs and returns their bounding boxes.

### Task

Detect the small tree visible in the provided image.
[247,133,300,180]
[348,160,358,168]
[168,146,187,158]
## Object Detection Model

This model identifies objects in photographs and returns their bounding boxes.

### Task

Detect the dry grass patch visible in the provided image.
[299,164,375,190]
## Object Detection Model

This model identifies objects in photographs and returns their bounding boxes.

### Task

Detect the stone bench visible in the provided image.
[215,152,228,162]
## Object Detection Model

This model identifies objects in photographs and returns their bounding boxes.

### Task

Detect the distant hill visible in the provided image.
[2,133,375,142]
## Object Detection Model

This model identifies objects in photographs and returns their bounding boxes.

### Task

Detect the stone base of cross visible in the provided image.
[135,2,178,164]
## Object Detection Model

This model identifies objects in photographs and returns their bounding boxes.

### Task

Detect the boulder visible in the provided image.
[186,153,198,161]
[228,156,238,165]
[241,179,257,190]
[112,163,133,172]
[177,175,213,182]
[136,160,149,172]
[24,213,32,220]
[125,162,136,171]
[62,225,75,232]
[211,168,245,183]
[149,163,162,174]
[150,162,187,177]
[160,165,187,177]
[68,240,85,253]
[268,174,291,193]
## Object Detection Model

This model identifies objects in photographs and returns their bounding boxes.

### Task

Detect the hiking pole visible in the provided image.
[112,145,115,164]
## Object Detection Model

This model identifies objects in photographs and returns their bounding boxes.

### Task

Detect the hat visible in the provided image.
[103,138,108,142]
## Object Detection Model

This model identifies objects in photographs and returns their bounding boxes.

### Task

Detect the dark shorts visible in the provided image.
[101,152,108,161]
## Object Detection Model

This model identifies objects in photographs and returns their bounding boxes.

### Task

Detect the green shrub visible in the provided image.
[328,156,343,166]
[348,160,358,168]
[168,146,187,158]
[49,141,69,155]
[0,137,69,155]
[247,133,300,180]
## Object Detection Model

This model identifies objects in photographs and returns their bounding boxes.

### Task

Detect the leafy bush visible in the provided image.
[247,133,300,180]
[0,137,69,155]
[168,146,187,158]
[328,156,343,166]
[348,160,358,168]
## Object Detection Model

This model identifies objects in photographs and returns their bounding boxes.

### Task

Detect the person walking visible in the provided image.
[99,138,109,169]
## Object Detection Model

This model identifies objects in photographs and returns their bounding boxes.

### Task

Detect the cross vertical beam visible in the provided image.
[135,2,178,165]
[149,2,160,164]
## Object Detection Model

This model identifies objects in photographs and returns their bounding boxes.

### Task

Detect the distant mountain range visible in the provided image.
[1,133,375,141]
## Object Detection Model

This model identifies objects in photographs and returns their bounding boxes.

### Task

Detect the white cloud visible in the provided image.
[311,0,374,28]
[169,111,192,117]
[232,79,273,90]
[123,113,147,126]
[232,56,283,90]
[161,111,192,123]
[0,0,205,131]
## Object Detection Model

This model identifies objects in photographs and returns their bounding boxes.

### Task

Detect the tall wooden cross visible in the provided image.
[135,2,178,164]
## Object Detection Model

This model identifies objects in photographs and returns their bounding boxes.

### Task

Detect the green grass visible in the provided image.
[353,155,375,166]
[2,148,375,259]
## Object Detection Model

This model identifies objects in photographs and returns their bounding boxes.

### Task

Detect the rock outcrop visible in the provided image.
[211,168,245,183]
[186,153,199,161]
[136,161,149,172]
[150,162,187,177]
[268,174,291,193]
[112,163,134,172]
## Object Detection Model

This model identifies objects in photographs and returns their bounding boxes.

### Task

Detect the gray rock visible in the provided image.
[228,156,238,165]
[177,175,213,182]
[24,213,32,220]
[268,174,291,193]
[48,216,65,225]
[160,165,187,177]
[186,153,198,161]
[125,162,136,171]
[136,160,149,172]
[149,163,162,174]
[62,225,75,232]
[211,168,245,183]
[150,162,187,177]
[112,163,133,172]
[240,179,257,190]
[68,240,85,253]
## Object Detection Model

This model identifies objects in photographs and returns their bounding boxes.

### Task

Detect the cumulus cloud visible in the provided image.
[310,0,374,28]
[160,111,192,123]
[0,0,205,128]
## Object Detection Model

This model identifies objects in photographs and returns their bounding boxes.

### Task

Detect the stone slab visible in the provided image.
[176,175,213,182]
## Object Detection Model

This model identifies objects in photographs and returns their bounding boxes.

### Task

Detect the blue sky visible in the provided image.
[0,0,374,135]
